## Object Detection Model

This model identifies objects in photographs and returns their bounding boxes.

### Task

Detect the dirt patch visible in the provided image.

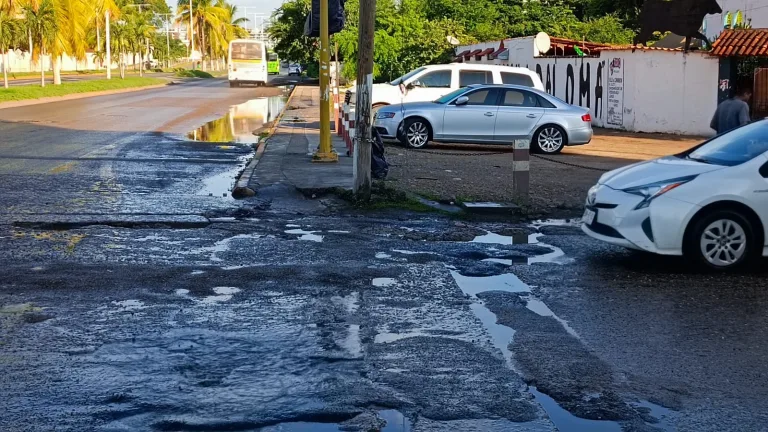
[385,128,703,218]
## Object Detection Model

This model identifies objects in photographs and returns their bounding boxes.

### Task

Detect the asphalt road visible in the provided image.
[0,77,766,432]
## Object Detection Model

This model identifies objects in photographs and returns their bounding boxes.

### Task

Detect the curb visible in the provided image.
[0,82,171,110]
[232,86,299,199]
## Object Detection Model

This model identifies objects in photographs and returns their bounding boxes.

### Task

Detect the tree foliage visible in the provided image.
[268,0,639,83]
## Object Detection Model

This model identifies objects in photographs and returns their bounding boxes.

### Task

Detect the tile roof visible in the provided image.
[711,29,768,57]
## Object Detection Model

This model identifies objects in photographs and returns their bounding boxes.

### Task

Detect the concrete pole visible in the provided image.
[166,19,171,68]
[312,0,338,163]
[189,0,194,68]
[352,0,376,199]
[512,139,530,202]
[105,10,111,79]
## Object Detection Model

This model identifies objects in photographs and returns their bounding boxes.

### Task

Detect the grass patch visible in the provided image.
[174,69,214,79]
[335,182,439,213]
[0,77,165,102]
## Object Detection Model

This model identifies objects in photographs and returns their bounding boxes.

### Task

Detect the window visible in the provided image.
[500,72,535,87]
[230,43,262,60]
[537,95,556,108]
[684,121,768,166]
[268,53,278,61]
[462,89,499,106]
[391,67,426,85]
[415,70,451,88]
[459,70,493,87]
[502,90,539,107]
[435,88,468,104]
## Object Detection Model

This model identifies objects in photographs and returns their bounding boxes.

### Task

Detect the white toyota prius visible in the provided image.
[582,120,768,270]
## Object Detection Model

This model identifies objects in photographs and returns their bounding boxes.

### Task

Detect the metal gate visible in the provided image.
[753,68,768,120]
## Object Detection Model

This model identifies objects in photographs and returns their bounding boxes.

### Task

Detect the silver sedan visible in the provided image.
[374,84,593,154]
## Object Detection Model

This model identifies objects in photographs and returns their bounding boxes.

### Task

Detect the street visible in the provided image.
[1,79,767,432]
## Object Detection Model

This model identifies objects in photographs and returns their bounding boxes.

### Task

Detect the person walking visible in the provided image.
[710,87,752,135]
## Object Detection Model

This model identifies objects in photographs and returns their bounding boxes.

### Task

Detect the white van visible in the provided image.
[368,63,544,110]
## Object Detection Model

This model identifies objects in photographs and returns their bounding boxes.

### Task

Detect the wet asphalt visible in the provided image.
[1,78,767,432]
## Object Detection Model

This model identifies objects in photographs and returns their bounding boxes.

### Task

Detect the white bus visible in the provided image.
[228,39,267,87]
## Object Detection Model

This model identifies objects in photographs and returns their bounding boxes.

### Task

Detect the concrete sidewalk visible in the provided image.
[248,86,353,197]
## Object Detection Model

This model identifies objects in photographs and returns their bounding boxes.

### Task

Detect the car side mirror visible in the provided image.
[455,96,469,106]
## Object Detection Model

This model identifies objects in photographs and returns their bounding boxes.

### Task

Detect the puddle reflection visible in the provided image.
[187,95,286,143]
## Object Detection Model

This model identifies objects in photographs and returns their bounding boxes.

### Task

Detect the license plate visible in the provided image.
[582,208,596,225]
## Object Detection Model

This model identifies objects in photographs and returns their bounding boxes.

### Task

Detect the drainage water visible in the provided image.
[456,227,624,431]
[187,96,287,144]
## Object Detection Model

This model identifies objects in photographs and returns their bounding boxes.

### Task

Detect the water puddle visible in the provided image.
[198,165,245,198]
[633,400,676,431]
[473,230,572,266]
[529,387,623,432]
[375,252,392,259]
[285,228,323,242]
[187,96,286,144]
[372,278,397,287]
[198,233,263,262]
[259,410,411,431]
[200,286,241,304]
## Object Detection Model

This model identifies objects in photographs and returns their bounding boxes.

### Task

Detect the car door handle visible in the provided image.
[484,112,495,117]
[526,114,538,118]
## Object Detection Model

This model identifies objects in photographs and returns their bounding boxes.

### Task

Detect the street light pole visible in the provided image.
[312,0,338,163]
[105,10,111,80]
[189,0,194,67]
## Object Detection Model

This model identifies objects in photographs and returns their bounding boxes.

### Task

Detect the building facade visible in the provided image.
[456,37,720,135]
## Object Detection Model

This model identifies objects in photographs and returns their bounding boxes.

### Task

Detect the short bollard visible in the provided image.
[513,138,530,202]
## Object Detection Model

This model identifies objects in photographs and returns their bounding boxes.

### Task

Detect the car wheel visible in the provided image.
[533,125,566,154]
[401,118,430,149]
[687,209,755,271]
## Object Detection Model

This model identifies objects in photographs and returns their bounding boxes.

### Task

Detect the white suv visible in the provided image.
[365,64,544,110]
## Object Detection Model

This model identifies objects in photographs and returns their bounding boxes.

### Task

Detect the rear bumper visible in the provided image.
[568,127,593,146]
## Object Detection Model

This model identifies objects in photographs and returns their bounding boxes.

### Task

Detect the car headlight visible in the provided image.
[377,111,396,119]
[622,175,697,210]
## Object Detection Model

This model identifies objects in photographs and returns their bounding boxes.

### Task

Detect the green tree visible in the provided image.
[267,0,315,65]
[0,11,22,88]
[22,0,57,87]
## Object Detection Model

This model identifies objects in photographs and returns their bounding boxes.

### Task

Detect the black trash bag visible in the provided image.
[371,128,389,180]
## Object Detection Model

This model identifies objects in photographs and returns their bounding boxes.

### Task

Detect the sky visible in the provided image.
[166,0,283,27]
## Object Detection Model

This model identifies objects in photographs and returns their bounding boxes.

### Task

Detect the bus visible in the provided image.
[267,52,280,75]
[228,39,267,87]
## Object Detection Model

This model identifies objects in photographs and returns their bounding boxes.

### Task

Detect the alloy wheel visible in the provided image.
[407,122,429,148]
[699,219,747,267]
[538,127,564,153]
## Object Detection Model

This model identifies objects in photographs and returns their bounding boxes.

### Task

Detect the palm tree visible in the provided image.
[50,0,92,84]
[89,0,119,70]
[109,17,128,78]
[127,12,153,76]
[177,0,227,71]
[22,0,56,87]
[0,11,22,88]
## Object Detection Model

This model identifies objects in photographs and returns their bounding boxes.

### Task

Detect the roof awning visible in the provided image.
[467,49,483,58]
[711,29,768,56]
[456,50,470,57]
[453,56,463,63]
[478,48,495,57]
[492,46,508,57]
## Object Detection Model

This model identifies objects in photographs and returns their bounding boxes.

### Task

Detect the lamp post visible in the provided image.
[105,9,111,79]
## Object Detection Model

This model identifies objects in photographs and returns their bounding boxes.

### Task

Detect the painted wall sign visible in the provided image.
[607,58,625,127]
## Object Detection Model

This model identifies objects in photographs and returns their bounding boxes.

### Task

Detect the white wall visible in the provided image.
[1,49,146,73]
[457,38,720,135]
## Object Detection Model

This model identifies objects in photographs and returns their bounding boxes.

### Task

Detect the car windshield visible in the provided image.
[390,67,427,85]
[434,88,469,104]
[685,120,768,166]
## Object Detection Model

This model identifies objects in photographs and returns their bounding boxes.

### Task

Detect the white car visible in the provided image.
[288,64,302,76]
[582,120,768,270]
[360,64,544,111]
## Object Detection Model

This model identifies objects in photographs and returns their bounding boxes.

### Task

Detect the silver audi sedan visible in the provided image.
[374,84,593,154]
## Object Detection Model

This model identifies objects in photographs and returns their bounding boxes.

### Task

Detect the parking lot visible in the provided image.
[386,128,704,216]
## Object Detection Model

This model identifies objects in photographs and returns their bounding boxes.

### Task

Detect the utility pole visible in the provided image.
[189,0,194,67]
[352,0,375,199]
[105,10,111,79]
[312,0,338,163]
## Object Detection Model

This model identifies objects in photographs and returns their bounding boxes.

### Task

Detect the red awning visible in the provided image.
[453,56,463,63]
[478,48,495,57]
[467,49,483,58]
[492,47,508,57]
[456,50,470,57]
